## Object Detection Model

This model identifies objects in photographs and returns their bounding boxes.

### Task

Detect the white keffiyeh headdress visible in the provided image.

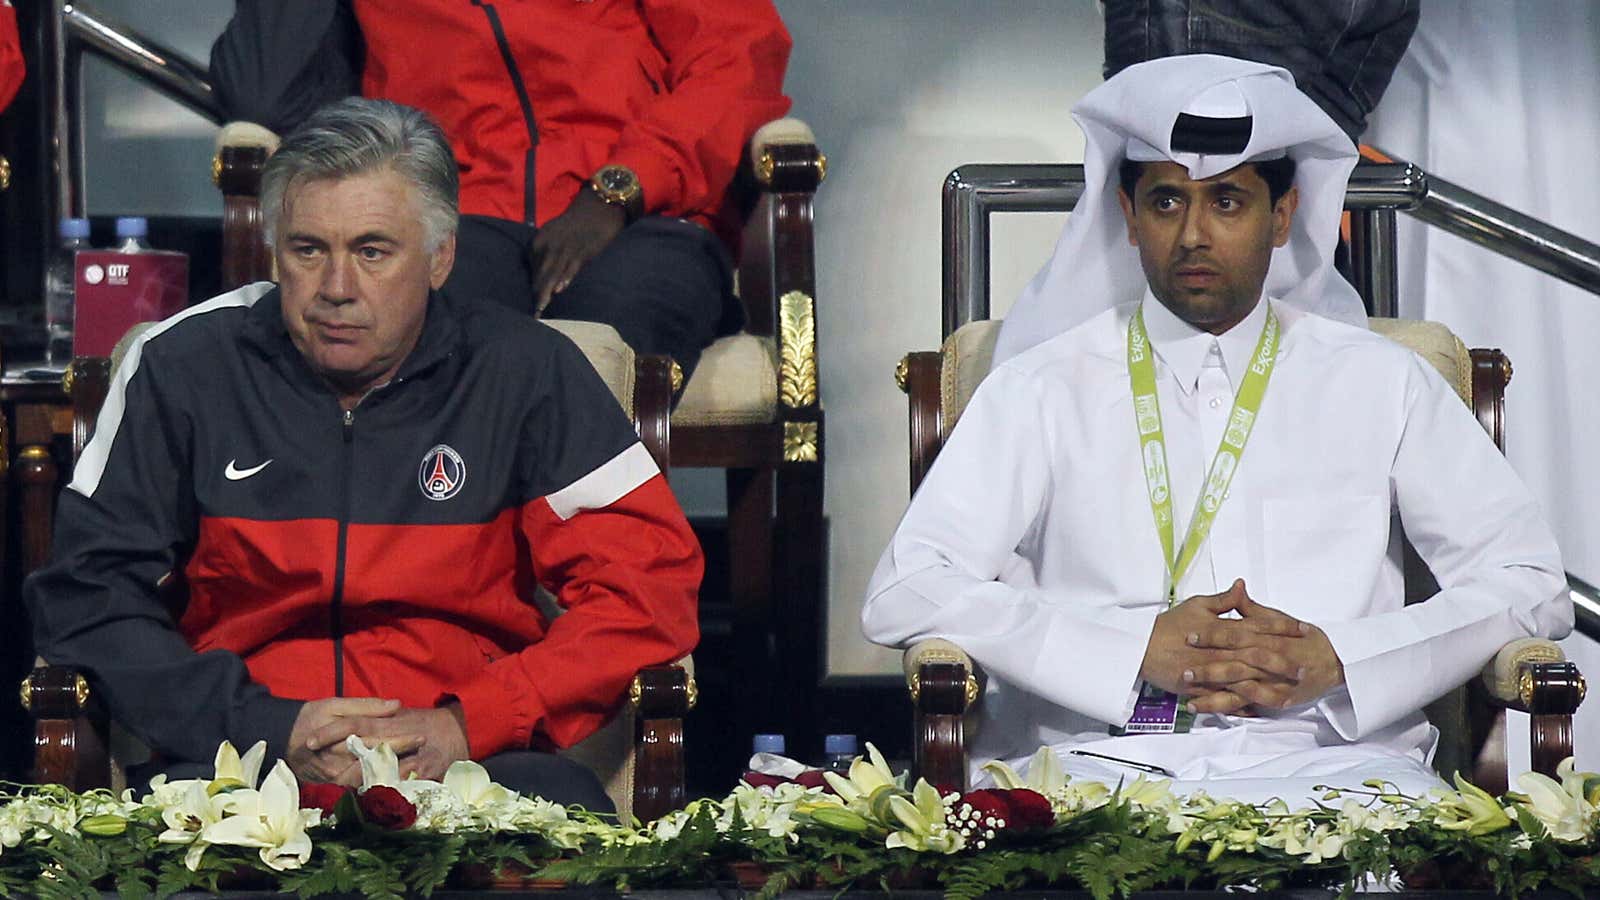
[994,55,1364,364]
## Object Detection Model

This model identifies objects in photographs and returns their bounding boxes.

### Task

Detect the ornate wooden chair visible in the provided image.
[896,317,1586,796]
[213,114,827,753]
[25,319,693,823]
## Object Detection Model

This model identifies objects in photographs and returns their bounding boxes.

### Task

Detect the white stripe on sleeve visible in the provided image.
[544,441,659,521]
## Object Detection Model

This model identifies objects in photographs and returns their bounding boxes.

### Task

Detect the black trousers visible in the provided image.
[133,750,614,813]
[446,214,739,380]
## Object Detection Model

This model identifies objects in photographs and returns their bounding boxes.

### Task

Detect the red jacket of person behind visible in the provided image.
[0,2,24,114]
[354,0,792,252]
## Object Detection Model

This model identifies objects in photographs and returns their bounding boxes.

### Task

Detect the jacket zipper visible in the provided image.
[331,407,355,696]
[471,0,541,223]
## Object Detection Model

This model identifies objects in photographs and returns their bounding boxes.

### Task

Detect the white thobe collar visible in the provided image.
[1139,289,1271,395]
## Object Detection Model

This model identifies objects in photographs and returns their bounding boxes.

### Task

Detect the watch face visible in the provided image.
[599,167,636,194]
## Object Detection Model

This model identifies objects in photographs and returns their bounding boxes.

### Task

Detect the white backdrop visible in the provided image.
[1367,0,1600,768]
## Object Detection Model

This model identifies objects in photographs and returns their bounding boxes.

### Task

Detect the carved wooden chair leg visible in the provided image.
[631,665,693,824]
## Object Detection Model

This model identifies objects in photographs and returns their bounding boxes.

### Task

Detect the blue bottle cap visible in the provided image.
[59,218,90,239]
[115,216,148,238]
[824,734,858,755]
[752,733,786,754]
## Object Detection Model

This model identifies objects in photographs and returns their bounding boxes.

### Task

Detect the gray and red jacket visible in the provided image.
[26,282,702,765]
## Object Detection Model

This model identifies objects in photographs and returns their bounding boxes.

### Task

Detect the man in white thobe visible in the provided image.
[862,55,1571,804]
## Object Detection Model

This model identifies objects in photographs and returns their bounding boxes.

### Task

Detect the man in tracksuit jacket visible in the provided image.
[209,0,794,379]
[26,98,701,807]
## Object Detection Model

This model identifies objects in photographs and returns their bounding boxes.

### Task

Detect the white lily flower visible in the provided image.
[822,741,900,805]
[1120,775,1175,809]
[1430,774,1512,836]
[444,759,515,809]
[885,779,965,854]
[982,746,1067,794]
[1514,761,1597,843]
[158,780,230,871]
[345,734,401,789]
[201,760,320,872]
[211,740,267,791]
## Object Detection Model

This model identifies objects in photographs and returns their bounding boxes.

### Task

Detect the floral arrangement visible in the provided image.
[1,739,1597,899]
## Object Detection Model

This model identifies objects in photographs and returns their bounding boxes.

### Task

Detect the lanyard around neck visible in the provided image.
[1127,304,1280,606]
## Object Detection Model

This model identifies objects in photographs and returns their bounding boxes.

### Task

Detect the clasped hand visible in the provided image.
[1139,579,1344,716]
[286,697,471,786]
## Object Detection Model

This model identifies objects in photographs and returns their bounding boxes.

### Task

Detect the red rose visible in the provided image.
[741,772,790,789]
[356,785,418,830]
[959,789,1011,825]
[957,788,1055,834]
[298,781,351,817]
[1000,788,1054,830]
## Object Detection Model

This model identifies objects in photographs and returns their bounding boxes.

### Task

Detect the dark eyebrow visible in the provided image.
[282,231,326,246]
[350,231,399,246]
[1207,179,1251,195]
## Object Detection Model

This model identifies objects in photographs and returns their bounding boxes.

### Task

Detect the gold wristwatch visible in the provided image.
[589,164,643,222]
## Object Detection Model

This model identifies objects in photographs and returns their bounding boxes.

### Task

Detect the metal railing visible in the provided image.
[942,158,1600,333]
[941,158,1600,642]
[1567,575,1600,642]
[43,1,222,229]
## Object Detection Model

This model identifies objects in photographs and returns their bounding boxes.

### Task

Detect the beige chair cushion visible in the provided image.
[750,117,817,160]
[215,121,281,156]
[545,320,636,417]
[903,638,976,690]
[939,320,1002,434]
[1369,317,1472,405]
[672,333,778,426]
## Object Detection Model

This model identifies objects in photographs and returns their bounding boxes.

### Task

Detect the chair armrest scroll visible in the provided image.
[630,664,693,824]
[1480,639,1586,780]
[905,639,981,793]
[750,118,824,193]
[1480,637,1569,708]
[24,665,112,790]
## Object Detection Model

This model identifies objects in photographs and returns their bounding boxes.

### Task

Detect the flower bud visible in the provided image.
[807,806,872,834]
[79,814,127,836]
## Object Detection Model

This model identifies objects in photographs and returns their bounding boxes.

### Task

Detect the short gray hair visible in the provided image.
[260,97,459,253]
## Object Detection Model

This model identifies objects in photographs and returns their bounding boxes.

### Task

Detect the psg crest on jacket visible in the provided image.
[419,444,466,501]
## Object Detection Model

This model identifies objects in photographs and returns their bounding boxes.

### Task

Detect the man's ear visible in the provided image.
[1117,187,1139,246]
[1271,185,1299,248]
[429,232,457,289]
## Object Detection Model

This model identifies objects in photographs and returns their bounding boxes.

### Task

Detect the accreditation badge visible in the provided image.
[1111,681,1195,735]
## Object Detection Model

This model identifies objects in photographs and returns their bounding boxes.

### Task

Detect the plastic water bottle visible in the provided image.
[752,734,786,756]
[44,217,91,364]
[114,216,153,253]
[821,734,858,773]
